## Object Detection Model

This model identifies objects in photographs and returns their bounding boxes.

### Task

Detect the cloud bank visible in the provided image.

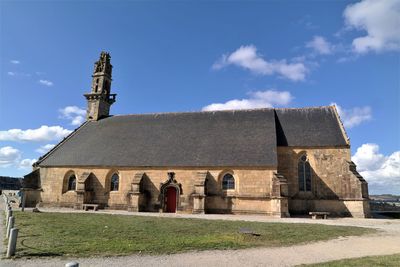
[0,126,72,142]
[0,146,21,168]
[344,0,400,53]
[212,45,308,81]
[352,143,400,194]
[0,146,36,169]
[202,90,293,111]
[59,106,86,126]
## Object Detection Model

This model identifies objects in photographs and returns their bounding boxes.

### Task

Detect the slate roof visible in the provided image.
[275,106,349,147]
[36,106,348,168]
[37,109,278,167]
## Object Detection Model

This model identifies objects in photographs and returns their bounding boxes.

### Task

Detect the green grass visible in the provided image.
[9,212,374,258]
[301,254,400,267]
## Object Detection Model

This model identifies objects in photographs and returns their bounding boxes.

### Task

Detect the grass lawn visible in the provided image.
[8,212,374,258]
[301,254,400,267]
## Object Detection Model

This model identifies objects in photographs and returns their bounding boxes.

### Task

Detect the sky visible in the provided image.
[0,0,399,194]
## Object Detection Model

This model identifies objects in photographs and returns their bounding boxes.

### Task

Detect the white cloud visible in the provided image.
[0,146,37,169]
[39,79,54,86]
[344,0,400,53]
[0,126,72,142]
[352,143,400,194]
[10,60,20,64]
[7,71,31,77]
[331,102,372,128]
[36,144,56,154]
[0,146,21,168]
[202,90,293,111]
[59,106,86,126]
[19,158,36,169]
[306,36,334,55]
[212,45,308,81]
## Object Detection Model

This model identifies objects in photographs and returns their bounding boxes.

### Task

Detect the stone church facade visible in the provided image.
[24,52,370,217]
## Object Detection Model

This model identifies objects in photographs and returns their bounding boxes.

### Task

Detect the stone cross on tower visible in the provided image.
[84,51,117,121]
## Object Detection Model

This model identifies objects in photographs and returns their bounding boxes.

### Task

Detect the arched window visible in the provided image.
[67,175,76,191]
[110,173,119,191]
[298,155,311,192]
[222,173,235,190]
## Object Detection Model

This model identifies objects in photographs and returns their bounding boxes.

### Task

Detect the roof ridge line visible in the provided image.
[110,106,332,117]
[34,120,90,167]
[112,109,273,117]
[274,106,331,110]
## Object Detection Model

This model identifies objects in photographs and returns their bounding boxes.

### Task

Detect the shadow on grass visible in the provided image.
[18,234,40,238]
[17,252,63,257]
[19,239,63,257]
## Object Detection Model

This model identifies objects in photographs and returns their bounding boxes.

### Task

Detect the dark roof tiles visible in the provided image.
[275,107,349,147]
[37,106,348,168]
[38,109,278,167]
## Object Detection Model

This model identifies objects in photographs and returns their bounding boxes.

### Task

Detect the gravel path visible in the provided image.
[1,206,399,267]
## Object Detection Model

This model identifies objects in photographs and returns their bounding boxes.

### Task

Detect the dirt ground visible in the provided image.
[1,206,399,267]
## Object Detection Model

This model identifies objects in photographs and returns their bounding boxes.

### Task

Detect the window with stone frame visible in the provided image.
[298,155,312,192]
[110,173,119,191]
[222,173,235,190]
[67,175,76,191]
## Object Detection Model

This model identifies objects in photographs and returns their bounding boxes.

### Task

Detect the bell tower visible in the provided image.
[84,51,116,121]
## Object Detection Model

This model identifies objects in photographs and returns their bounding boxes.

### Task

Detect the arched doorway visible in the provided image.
[165,186,177,213]
[159,172,181,213]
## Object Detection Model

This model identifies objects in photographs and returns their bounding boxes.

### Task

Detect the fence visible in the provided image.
[2,194,18,258]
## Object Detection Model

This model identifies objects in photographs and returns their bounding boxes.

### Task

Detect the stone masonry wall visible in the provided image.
[38,167,285,215]
[277,147,369,217]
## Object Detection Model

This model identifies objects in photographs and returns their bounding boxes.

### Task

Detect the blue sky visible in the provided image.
[0,0,399,194]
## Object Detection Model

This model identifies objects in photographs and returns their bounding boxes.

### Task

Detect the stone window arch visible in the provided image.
[110,172,119,191]
[298,154,312,192]
[222,173,235,190]
[62,171,76,193]
[67,174,76,191]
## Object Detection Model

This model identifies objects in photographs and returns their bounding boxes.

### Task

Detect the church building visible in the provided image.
[24,52,370,217]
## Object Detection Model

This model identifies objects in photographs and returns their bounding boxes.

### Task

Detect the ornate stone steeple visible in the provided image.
[84,51,116,121]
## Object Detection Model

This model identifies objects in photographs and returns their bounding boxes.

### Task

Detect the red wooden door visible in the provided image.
[166,187,177,213]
